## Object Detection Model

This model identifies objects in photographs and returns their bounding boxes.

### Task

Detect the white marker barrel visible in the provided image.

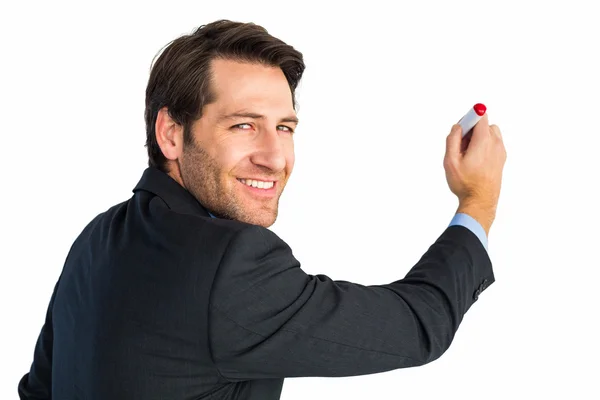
[458,103,486,137]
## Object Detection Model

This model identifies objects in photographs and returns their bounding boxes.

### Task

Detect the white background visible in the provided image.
[1,0,599,398]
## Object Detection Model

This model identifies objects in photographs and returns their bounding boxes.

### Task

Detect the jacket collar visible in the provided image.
[132,167,210,218]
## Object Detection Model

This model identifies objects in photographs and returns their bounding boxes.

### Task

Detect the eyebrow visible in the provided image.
[218,111,299,124]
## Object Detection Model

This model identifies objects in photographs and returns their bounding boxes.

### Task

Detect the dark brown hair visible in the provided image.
[144,19,305,172]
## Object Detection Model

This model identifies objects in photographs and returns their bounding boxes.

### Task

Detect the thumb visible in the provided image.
[445,124,463,161]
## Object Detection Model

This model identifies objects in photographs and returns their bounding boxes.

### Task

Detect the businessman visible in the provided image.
[18,19,507,399]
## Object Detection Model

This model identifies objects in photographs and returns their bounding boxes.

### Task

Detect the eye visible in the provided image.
[232,123,253,130]
[278,125,294,134]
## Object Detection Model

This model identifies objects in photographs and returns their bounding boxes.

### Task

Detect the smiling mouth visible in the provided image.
[237,178,276,190]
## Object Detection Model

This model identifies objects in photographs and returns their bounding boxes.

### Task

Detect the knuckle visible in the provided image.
[443,157,458,172]
[443,157,452,169]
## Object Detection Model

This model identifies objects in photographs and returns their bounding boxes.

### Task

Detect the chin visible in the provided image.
[238,207,278,227]
[246,213,277,228]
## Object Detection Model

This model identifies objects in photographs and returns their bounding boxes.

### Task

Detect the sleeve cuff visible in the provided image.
[448,213,488,251]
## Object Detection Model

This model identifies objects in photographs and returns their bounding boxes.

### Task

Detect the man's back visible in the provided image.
[19,168,285,399]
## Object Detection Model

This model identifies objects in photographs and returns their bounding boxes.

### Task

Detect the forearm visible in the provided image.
[374,224,494,364]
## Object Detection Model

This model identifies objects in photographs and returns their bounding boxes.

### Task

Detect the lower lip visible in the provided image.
[237,179,278,198]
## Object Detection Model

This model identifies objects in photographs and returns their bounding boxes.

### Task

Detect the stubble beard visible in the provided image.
[179,139,281,227]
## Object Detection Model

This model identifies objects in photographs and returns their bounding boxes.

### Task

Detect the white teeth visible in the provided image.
[238,179,274,189]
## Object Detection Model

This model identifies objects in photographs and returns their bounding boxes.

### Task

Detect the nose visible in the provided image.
[249,128,287,172]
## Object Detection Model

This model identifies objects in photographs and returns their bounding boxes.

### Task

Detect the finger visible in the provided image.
[490,124,502,140]
[490,124,507,159]
[460,130,473,154]
[445,124,463,160]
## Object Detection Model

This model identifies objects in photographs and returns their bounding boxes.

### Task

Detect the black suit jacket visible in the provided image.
[19,167,494,399]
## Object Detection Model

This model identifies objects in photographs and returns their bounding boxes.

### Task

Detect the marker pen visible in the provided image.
[458,103,486,137]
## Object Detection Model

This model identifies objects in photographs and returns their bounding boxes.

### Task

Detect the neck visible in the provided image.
[165,162,185,189]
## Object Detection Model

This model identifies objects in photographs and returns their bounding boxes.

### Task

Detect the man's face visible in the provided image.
[179,59,297,227]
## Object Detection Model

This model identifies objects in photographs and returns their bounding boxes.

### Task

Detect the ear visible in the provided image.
[155,107,184,161]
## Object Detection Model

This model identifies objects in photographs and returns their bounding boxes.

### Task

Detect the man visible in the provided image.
[18,19,507,400]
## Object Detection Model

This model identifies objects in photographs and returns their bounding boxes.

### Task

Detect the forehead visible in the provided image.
[208,58,295,115]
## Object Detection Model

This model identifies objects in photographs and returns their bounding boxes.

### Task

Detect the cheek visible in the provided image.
[285,141,295,172]
[213,143,246,174]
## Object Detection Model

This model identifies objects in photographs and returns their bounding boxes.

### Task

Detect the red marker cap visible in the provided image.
[474,103,487,116]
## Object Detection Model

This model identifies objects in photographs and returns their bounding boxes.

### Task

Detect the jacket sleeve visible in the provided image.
[18,279,60,399]
[208,224,494,381]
